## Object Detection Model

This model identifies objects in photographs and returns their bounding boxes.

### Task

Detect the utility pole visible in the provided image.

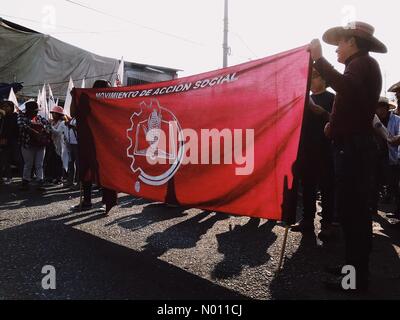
[223,0,229,68]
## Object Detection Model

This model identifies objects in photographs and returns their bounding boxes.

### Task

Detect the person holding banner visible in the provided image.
[309,21,387,292]
[292,69,335,241]
[71,79,117,214]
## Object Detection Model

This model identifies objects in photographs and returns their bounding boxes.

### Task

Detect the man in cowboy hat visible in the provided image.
[388,81,400,115]
[309,21,387,292]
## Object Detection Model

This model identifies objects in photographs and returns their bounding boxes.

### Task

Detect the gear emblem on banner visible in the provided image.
[126,99,185,188]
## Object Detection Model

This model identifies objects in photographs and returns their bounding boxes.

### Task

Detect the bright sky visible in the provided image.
[2,0,399,98]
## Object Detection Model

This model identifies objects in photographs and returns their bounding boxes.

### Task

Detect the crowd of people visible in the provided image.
[290,21,400,293]
[0,21,399,294]
[0,80,114,213]
[0,100,79,191]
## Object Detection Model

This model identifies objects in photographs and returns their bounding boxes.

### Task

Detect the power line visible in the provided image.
[65,0,204,46]
[0,13,123,35]
[231,30,258,59]
[0,13,88,33]
[21,72,117,88]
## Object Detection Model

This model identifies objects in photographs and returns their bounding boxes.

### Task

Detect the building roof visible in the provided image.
[0,18,180,98]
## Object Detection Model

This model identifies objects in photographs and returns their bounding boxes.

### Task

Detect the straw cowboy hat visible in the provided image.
[322,21,387,53]
[50,106,65,115]
[377,96,397,110]
[388,81,400,93]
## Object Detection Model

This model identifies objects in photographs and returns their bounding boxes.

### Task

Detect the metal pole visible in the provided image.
[223,0,229,68]
[277,225,290,272]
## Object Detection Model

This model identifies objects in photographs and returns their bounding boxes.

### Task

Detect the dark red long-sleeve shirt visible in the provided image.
[314,51,382,140]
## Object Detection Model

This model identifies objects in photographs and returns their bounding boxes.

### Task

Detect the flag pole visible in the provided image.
[277,224,290,272]
[222,0,229,68]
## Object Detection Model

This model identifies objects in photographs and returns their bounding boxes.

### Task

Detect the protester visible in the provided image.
[309,21,386,292]
[70,79,117,214]
[0,102,11,183]
[63,117,79,188]
[388,81,400,116]
[372,116,391,211]
[0,101,19,184]
[292,69,335,241]
[17,101,52,190]
[374,97,400,217]
[389,81,400,103]
[45,106,68,185]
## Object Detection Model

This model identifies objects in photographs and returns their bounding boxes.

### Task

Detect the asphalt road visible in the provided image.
[0,179,399,300]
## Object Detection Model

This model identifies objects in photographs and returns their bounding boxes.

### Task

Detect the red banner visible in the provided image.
[73,46,310,220]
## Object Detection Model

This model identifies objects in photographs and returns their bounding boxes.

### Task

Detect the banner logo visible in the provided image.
[127,99,185,188]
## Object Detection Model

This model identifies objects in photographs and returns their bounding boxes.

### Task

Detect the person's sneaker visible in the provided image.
[4,178,12,185]
[291,219,314,232]
[99,205,107,214]
[19,180,30,191]
[71,202,93,212]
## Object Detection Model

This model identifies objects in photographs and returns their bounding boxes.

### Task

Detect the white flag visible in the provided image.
[37,89,42,107]
[114,57,124,87]
[8,87,19,112]
[39,84,49,119]
[81,77,86,89]
[64,77,74,117]
[19,103,26,113]
[48,84,57,110]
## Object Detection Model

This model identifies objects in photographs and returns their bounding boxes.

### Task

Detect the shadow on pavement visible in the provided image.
[0,218,247,300]
[143,211,229,258]
[105,203,188,230]
[118,195,154,208]
[269,214,400,300]
[0,183,90,211]
[212,219,277,280]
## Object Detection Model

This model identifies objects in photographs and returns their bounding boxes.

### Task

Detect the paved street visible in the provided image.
[0,179,399,300]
